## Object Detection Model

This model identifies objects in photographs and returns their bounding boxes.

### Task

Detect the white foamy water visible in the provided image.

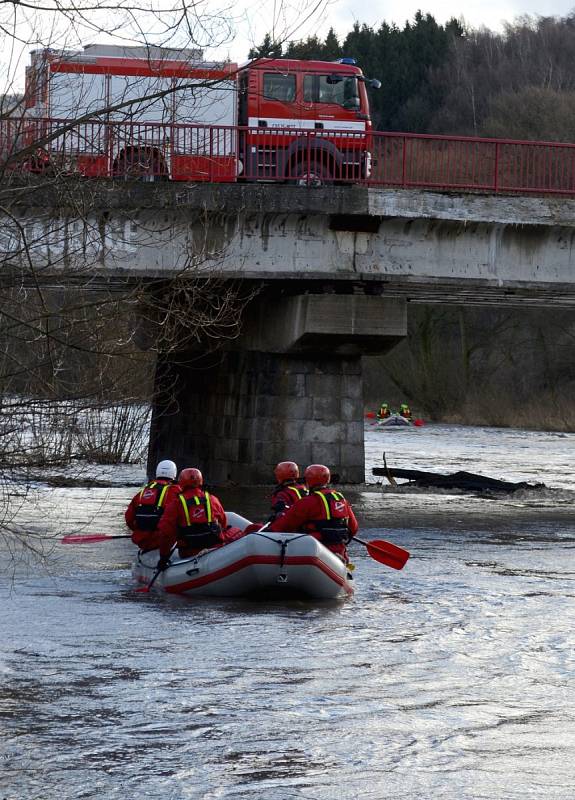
[365,422,574,489]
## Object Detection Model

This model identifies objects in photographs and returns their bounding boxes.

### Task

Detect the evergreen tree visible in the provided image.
[323,28,342,60]
[284,35,325,60]
[248,33,283,60]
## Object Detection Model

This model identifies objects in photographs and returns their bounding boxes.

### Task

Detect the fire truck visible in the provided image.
[22,44,379,183]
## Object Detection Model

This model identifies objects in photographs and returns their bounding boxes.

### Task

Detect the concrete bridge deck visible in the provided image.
[7,179,575,306]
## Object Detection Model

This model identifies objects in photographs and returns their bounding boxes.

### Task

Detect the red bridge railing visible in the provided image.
[370,132,575,195]
[2,116,575,196]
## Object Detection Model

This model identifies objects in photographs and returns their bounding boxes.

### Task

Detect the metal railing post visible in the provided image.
[402,136,407,187]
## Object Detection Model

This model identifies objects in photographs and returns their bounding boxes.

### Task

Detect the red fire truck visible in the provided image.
[21,44,379,183]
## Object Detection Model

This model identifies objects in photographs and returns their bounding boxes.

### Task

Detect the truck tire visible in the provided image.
[292,159,333,186]
[113,147,168,181]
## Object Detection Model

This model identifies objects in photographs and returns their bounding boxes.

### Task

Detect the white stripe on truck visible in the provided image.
[248,117,366,132]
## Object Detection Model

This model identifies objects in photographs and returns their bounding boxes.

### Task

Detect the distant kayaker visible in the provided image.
[156,467,243,570]
[269,464,359,562]
[399,403,412,421]
[377,403,391,419]
[125,459,181,552]
[269,461,309,522]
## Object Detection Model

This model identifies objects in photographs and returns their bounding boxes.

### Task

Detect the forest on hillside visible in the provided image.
[250,12,575,142]
[251,14,575,428]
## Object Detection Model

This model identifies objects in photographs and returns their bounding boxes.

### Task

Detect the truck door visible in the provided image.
[256,70,299,129]
[238,70,248,127]
[301,72,366,180]
[247,68,300,179]
[48,66,109,175]
[301,72,362,131]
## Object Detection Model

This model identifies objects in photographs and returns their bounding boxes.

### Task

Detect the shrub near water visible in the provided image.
[364,306,575,432]
[0,398,151,468]
[76,403,151,464]
[442,390,575,432]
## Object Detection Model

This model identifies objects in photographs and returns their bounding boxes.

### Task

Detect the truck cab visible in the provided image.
[239,58,373,183]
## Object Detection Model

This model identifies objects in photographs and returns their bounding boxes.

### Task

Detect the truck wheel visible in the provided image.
[113,148,168,181]
[292,159,333,186]
[23,148,53,175]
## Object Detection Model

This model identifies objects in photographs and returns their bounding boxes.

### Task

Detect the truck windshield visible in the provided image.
[303,75,360,110]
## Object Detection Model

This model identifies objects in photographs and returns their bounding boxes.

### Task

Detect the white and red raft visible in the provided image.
[132,513,353,601]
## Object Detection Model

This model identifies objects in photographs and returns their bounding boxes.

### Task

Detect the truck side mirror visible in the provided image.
[369,79,382,90]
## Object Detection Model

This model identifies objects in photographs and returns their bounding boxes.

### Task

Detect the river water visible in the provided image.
[1,424,574,799]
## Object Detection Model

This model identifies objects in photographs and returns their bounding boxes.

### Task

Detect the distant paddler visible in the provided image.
[377,402,391,420]
[399,403,413,421]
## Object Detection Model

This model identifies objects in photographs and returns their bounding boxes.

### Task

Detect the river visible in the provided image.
[1,424,574,799]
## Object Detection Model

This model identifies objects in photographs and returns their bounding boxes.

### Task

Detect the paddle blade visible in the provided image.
[365,539,410,570]
[413,418,425,427]
[136,568,164,593]
[61,533,128,544]
[365,411,376,419]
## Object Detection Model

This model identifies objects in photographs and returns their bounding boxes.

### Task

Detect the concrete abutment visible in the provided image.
[149,351,366,484]
[148,294,406,484]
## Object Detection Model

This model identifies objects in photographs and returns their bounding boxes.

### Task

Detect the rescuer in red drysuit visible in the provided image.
[377,403,391,419]
[156,468,244,569]
[269,464,359,562]
[399,403,412,421]
[269,461,309,522]
[240,461,309,534]
[125,459,181,551]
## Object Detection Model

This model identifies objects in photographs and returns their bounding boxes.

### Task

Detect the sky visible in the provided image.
[210,0,575,60]
[330,0,573,35]
[3,0,574,91]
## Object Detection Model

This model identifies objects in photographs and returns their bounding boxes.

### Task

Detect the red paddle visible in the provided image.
[354,537,410,570]
[135,570,162,594]
[61,533,132,544]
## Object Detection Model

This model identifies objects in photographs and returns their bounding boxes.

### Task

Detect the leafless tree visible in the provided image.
[0,0,331,562]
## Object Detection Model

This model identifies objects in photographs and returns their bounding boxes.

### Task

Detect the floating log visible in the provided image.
[372,466,544,493]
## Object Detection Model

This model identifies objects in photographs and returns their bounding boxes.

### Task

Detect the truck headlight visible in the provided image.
[365,151,372,178]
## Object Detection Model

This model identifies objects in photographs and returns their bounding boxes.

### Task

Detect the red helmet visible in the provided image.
[304,464,331,488]
[274,461,299,483]
[178,468,203,489]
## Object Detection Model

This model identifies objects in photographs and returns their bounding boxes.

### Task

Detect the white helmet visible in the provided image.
[155,460,177,480]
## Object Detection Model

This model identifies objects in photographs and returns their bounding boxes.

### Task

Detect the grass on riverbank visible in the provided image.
[437,390,575,433]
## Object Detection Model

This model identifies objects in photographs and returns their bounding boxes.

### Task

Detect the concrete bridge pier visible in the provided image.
[148,294,406,484]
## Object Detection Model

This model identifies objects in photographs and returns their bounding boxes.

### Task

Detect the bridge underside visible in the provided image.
[148,294,406,484]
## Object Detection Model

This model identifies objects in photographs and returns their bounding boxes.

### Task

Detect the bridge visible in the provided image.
[5,173,575,482]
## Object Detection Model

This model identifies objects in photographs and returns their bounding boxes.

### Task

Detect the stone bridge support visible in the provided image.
[148,293,406,484]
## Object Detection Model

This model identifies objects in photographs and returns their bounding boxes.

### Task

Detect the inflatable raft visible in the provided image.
[132,513,353,600]
[377,414,412,427]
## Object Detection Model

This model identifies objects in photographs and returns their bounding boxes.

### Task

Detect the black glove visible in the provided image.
[156,555,170,572]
